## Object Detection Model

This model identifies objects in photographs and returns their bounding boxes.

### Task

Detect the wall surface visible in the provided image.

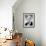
[13,0,41,46]
[41,0,46,46]
[0,0,16,30]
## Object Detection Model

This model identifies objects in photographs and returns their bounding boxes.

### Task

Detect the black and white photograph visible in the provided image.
[23,13,35,28]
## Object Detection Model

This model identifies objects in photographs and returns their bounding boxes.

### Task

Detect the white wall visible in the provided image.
[41,0,46,46]
[0,0,16,30]
[13,0,41,46]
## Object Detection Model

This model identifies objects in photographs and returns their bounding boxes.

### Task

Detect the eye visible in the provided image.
[25,22,29,26]
[30,22,33,26]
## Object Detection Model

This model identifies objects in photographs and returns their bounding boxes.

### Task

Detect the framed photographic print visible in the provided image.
[23,13,35,28]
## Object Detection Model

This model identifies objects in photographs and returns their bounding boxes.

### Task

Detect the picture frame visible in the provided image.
[23,13,35,28]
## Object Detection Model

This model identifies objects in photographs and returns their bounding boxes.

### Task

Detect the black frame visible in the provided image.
[23,13,35,28]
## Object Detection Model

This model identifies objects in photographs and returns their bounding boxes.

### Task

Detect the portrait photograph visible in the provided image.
[23,13,35,28]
